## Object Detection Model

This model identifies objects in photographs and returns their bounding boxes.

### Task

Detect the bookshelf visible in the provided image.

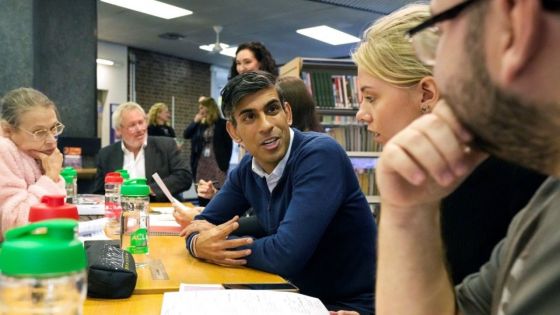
[280,57,380,206]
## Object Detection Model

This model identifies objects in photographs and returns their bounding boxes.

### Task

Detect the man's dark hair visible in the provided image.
[221,71,280,123]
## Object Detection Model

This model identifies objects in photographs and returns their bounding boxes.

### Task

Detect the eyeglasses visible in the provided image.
[406,0,482,66]
[19,122,65,141]
[407,0,560,66]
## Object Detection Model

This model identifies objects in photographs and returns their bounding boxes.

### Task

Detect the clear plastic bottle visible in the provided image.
[104,172,124,239]
[60,167,77,204]
[120,178,150,268]
[0,220,87,315]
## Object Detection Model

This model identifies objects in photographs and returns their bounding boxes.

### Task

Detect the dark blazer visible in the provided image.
[92,136,192,202]
[183,118,232,177]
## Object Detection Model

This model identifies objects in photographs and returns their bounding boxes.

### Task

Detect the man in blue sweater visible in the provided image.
[184,71,376,314]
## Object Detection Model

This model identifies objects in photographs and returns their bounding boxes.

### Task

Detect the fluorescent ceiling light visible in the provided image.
[96,58,115,66]
[101,0,192,19]
[220,47,238,58]
[199,44,237,58]
[296,25,360,45]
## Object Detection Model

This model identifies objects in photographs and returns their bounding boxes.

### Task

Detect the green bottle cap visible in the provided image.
[121,178,150,196]
[60,166,77,178]
[0,220,86,276]
[115,169,130,180]
[61,174,74,184]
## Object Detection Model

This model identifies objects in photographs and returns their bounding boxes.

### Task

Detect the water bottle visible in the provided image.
[120,178,150,267]
[104,172,124,239]
[115,169,130,181]
[28,195,79,222]
[60,167,77,204]
[0,219,87,315]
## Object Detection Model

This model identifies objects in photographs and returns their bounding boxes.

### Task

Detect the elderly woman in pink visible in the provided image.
[0,88,66,240]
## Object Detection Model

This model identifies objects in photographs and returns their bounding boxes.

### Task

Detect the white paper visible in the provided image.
[179,283,224,292]
[76,204,105,215]
[160,290,329,315]
[152,173,193,212]
[78,218,110,241]
[149,213,180,227]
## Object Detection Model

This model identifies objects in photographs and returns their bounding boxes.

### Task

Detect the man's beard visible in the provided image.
[441,11,560,175]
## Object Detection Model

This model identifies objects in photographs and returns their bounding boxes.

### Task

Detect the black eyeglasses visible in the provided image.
[407,0,482,39]
[407,0,560,66]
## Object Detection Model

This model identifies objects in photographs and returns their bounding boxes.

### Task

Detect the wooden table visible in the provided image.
[134,236,285,294]
[85,294,162,314]
[84,222,286,314]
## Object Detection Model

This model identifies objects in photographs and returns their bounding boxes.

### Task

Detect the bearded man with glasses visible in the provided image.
[375,0,560,314]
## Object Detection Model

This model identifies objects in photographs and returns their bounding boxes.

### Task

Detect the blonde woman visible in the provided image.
[147,102,175,138]
[183,97,232,205]
[353,4,546,284]
[0,88,66,240]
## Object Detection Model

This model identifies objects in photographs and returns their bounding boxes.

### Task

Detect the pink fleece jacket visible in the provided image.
[0,137,66,241]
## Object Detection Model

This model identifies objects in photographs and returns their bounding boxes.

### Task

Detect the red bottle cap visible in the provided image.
[28,195,79,222]
[105,172,123,184]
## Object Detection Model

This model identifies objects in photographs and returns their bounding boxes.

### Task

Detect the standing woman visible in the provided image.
[0,88,66,240]
[147,102,176,138]
[183,97,231,205]
[229,41,278,79]
[352,4,546,284]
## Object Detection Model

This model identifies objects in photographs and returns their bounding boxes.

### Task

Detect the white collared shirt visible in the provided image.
[121,138,147,179]
[252,128,294,193]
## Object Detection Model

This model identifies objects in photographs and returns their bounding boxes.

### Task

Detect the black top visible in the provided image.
[442,157,546,284]
[148,124,176,138]
[183,118,232,176]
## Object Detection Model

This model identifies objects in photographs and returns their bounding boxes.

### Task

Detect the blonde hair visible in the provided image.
[1,87,58,127]
[112,102,145,130]
[352,4,433,87]
[199,97,220,125]
[147,102,169,126]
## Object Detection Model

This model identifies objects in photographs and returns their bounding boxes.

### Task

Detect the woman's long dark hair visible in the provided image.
[228,42,278,79]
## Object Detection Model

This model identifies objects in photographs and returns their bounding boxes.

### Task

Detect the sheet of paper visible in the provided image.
[78,218,110,241]
[149,213,180,227]
[152,173,192,212]
[160,290,329,315]
[179,283,224,292]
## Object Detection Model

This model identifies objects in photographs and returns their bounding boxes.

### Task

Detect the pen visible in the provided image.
[194,180,218,187]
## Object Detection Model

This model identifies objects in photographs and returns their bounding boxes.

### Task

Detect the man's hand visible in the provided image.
[193,216,253,266]
[37,148,63,183]
[197,179,217,199]
[179,218,215,238]
[173,205,203,229]
[377,101,488,213]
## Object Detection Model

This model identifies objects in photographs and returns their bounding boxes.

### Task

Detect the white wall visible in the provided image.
[97,41,128,147]
[210,65,229,106]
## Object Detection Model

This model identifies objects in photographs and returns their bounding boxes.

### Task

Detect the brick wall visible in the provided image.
[130,47,211,170]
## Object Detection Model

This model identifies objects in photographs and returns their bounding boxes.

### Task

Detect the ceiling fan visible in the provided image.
[210,25,226,54]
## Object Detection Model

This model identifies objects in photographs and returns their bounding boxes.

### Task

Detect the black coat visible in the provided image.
[183,118,232,177]
[92,136,192,202]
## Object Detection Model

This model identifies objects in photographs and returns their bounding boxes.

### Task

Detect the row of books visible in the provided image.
[321,115,357,125]
[302,71,360,109]
[355,167,378,197]
[350,157,379,197]
[326,125,382,152]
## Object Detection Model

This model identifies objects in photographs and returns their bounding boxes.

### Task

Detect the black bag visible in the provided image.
[85,240,138,299]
